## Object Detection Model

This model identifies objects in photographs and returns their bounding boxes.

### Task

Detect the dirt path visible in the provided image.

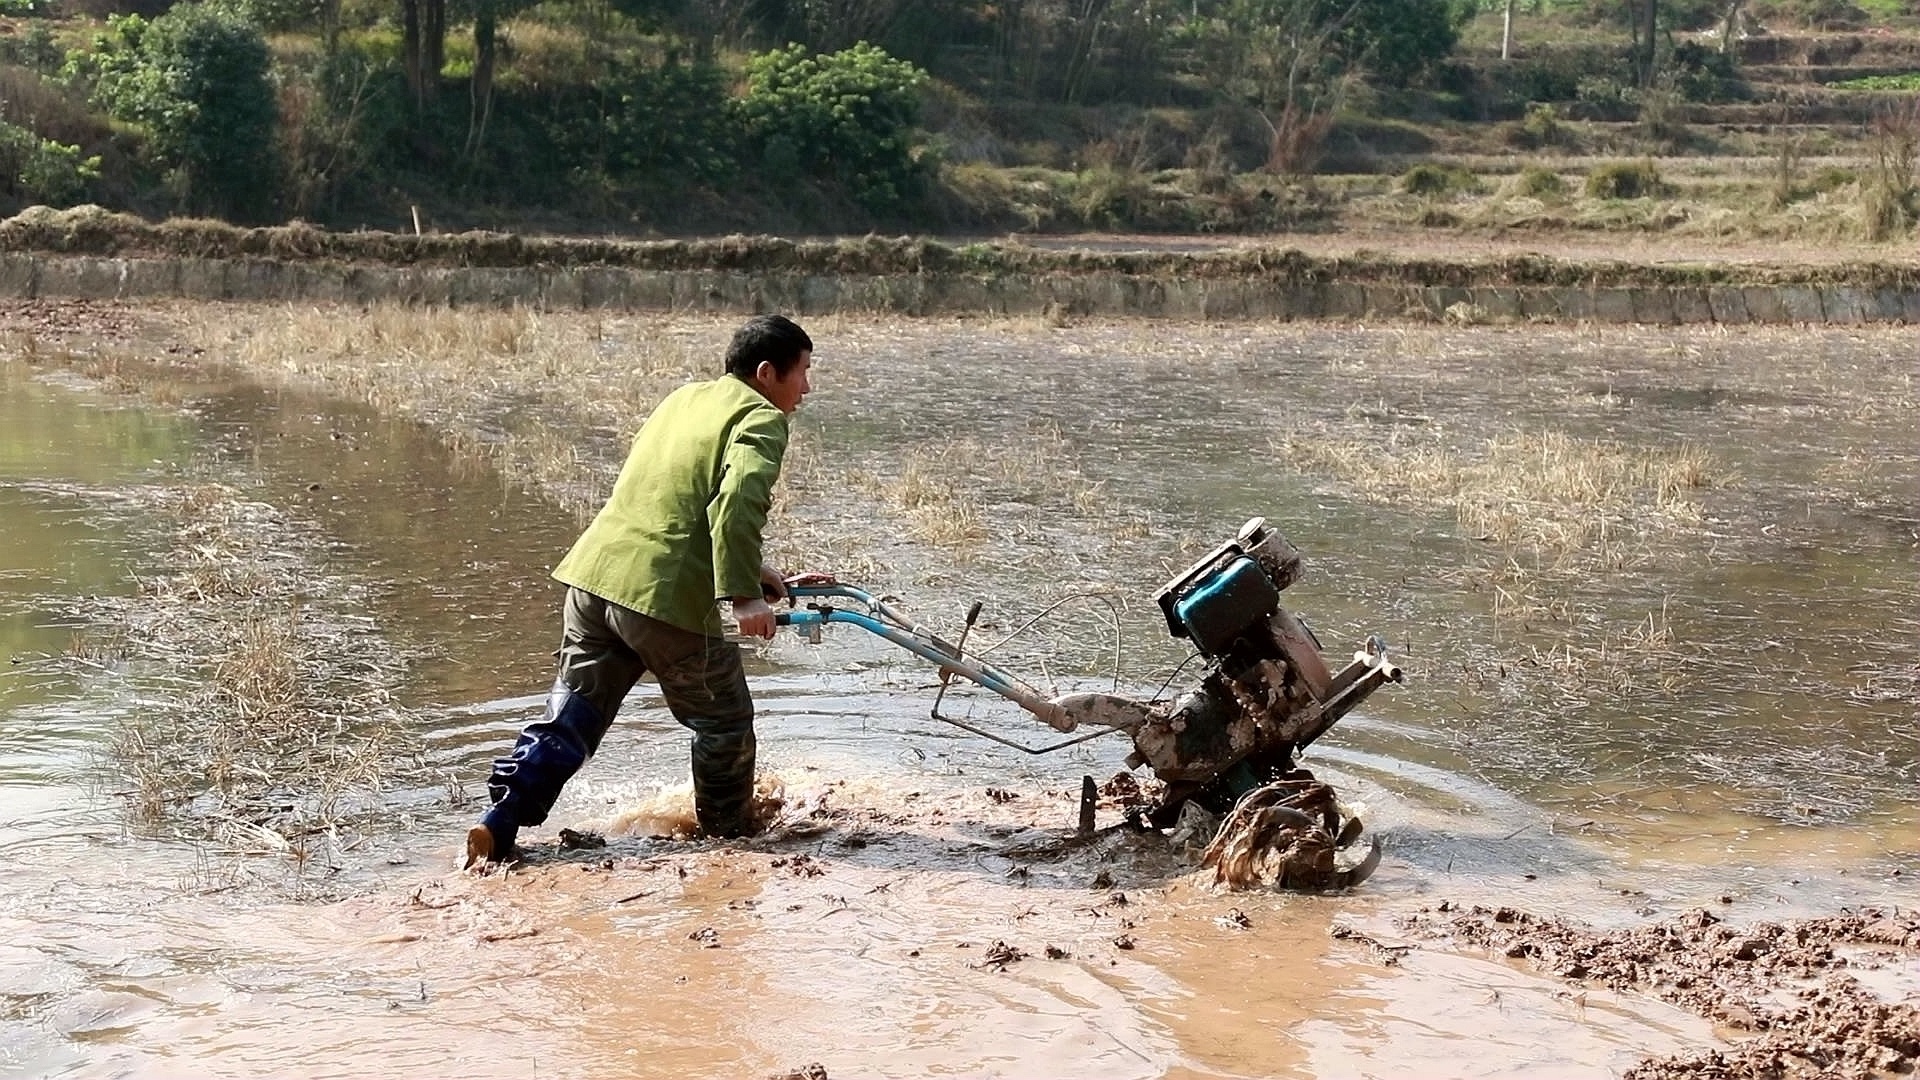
[1009,228,1920,269]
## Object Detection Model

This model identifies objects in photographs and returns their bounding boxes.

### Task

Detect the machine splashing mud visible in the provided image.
[776,517,1404,890]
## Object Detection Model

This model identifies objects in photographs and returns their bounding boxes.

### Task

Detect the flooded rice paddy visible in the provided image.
[1,302,1915,1078]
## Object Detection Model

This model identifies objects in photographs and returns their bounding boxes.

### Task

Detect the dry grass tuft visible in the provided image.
[1275,426,1720,560]
[1513,601,1688,694]
[95,482,422,852]
[842,424,1109,551]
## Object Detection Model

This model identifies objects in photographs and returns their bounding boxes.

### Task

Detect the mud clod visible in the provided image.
[1099,772,1157,815]
[1398,905,1920,1079]
[557,828,605,850]
[770,854,824,878]
[1218,908,1253,931]
[979,940,1025,970]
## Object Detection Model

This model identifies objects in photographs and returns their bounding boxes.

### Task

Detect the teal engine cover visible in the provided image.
[1171,555,1280,656]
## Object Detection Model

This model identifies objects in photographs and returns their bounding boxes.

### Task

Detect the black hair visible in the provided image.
[724,314,813,378]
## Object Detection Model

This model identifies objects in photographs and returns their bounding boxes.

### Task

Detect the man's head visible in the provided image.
[726,314,813,414]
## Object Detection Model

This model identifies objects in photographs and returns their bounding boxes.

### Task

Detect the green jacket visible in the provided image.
[552,375,788,636]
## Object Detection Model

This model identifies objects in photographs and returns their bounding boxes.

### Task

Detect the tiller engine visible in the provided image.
[775,517,1403,889]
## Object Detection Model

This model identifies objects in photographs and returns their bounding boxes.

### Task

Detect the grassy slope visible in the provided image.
[0,7,1915,250]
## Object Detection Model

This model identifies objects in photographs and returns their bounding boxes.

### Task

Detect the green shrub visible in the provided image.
[0,24,66,74]
[1066,165,1150,229]
[82,5,278,219]
[535,56,736,187]
[222,0,325,32]
[735,41,929,215]
[1510,165,1566,199]
[1670,40,1745,103]
[1585,159,1667,199]
[1833,73,1920,92]
[0,119,100,204]
[1809,165,1857,193]
[1522,102,1564,145]
[1337,0,1471,84]
[1573,75,1636,121]
[276,43,408,217]
[1496,45,1626,105]
[1400,162,1481,196]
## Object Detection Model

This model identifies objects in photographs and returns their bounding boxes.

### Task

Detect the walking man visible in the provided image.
[465,314,815,867]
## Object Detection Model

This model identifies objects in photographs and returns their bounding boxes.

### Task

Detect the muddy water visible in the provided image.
[2,316,1916,1078]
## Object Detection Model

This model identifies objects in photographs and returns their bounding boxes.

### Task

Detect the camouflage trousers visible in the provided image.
[484,587,757,837]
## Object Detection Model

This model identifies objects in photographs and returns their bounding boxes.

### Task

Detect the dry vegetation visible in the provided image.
[87,482,426,859]
[1273,425,1719,561]
[171,310,1911,717]
[845,425,1115,550]
[195,305,881,580]
[1268,361,1743,708]
[201,304,709,518]
[191,305,1169,599]
[4,204,1916,284]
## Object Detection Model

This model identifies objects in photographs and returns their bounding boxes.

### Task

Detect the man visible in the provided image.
[464,314,815,868]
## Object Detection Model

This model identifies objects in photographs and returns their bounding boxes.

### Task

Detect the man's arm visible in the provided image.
[709,411,788,635]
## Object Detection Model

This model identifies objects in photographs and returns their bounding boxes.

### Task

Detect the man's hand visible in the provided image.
[758,563,789,605]
[732,597,777,640]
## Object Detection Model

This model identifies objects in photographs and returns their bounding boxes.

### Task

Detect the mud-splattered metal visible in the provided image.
[776,516,1404,853]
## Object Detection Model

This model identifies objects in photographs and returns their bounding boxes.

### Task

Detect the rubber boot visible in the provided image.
[690,725,757,838]
[479,681,612,847]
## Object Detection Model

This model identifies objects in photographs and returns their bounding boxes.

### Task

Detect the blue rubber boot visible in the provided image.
[470,681,611,864]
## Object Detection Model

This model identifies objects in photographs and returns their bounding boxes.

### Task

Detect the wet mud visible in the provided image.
[1397,904,1920,1080]
[2,299,1916,1077]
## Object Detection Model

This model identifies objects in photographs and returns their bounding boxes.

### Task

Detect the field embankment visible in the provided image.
[0,208,1915,325]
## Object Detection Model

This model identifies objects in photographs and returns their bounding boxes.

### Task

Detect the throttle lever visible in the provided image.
[932,600,986,715]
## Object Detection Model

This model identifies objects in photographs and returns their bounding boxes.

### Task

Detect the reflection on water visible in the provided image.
[0,367,196,827]
[1,316,1916,1078]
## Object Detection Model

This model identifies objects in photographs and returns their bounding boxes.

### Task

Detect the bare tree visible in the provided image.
[466,0,497,157]
[399,0,446,107]
[1062,0,1116,104]
[401,0,421,104]
[1198,0,1363,176]
[1646,0,1659,83]
[777,0,906,53]
[424,0,446,97]
[1634,0,1659,87]
[1719,0,1746,55]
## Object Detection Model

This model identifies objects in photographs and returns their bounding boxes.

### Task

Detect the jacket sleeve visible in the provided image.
[709,409,789,602]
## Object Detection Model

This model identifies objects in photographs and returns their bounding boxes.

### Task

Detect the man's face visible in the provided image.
[759,350,812,414]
